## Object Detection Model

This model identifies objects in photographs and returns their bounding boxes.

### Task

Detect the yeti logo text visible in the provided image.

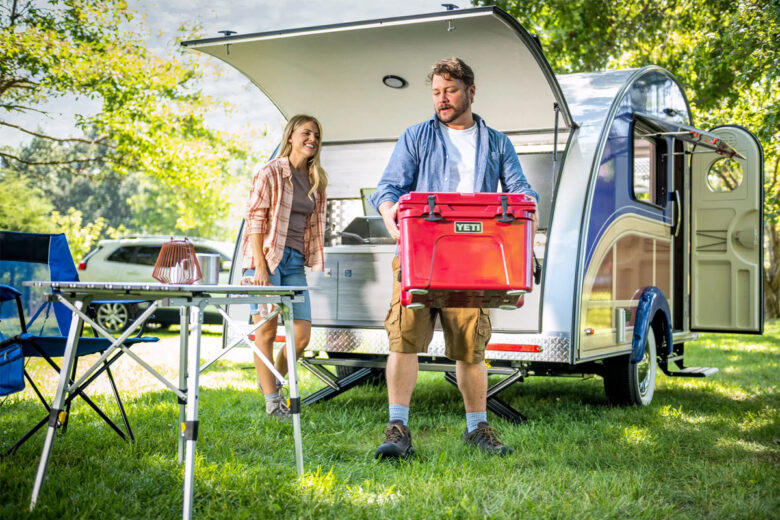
[454,222,483,233]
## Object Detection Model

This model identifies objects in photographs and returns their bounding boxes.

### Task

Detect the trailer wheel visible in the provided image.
[335,366,386,386]
[603,326,657,406]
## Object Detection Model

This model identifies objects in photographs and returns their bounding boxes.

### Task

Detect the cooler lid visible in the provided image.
[182,6,572,142]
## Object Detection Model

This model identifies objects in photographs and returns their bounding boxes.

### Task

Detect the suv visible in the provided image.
[78,236,234,332]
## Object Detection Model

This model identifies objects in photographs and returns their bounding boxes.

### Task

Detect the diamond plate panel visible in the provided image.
[308,327,571,363]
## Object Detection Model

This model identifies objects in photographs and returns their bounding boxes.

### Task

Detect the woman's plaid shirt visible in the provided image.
[242,156,326,273]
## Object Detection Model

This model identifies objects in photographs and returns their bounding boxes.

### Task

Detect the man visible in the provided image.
[368,57,539,459]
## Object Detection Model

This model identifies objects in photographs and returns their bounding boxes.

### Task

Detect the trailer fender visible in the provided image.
[632,287,672,363]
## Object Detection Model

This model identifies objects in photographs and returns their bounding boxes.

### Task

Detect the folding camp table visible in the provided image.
[24,281,307,520]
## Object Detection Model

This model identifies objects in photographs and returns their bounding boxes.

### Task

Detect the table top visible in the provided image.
[23,281,308,298]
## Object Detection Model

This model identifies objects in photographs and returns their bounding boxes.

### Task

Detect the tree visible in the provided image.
[483,0,780,317]
[7,135,139,229]
[0,0,253,235]
[0,170,55,231]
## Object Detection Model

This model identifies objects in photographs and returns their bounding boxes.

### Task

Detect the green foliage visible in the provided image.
[1,324,778,518]
[0,0,254,236]
[0,171,55,231]
[6,136,140,229]
[51,207,126,262]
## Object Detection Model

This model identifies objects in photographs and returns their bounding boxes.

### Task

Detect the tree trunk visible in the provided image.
[765,222,780,319]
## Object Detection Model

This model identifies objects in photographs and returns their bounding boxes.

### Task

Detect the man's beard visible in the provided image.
[437,102,468,123]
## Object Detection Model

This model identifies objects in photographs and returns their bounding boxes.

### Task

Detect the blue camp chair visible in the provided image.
[0,231,158,456]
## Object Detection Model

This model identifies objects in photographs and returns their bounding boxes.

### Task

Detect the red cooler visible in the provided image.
[398,192,536,309]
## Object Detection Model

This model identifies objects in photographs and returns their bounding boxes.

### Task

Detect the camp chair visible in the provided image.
[0,231,158,456]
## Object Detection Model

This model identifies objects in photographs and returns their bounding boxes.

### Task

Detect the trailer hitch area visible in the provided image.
[497,194,515,223]
[424,194,442,222]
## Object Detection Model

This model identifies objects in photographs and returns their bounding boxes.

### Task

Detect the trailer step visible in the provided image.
[663,366,719,378]
[301,367,376,405]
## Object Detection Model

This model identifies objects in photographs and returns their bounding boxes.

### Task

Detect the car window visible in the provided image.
[135,246,161,266]
[107,247,135,263]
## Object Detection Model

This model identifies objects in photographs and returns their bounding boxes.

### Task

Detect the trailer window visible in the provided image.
[632,127,667,206]
[707,157,743,192]
[633,137,657,203]
[517,153,553,230]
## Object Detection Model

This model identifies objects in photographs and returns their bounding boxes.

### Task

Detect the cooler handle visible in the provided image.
[424,194,442,222]
[497,194,514,223]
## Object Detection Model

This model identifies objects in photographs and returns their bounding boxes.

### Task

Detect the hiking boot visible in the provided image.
[463,422,514,456]
[375,420,414,459]
[266,397,290,419]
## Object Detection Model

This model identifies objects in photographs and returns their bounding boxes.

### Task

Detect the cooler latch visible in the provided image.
[497,195,514,223]
[424,195,442,222]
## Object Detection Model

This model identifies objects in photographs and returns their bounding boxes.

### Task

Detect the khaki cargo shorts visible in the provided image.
[384,256,491,364]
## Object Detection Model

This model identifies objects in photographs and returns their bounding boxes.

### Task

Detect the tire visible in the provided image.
[95,302,131,334]
[144,321,170,331]
[603,326,657,406]
[335,365,386,386]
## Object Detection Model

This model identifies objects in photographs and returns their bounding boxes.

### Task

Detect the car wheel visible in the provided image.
[603,326,657,406]
[95,302,130,334]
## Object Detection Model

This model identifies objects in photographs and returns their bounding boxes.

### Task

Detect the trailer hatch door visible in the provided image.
[690,125,763,333]
[181,6,572,141]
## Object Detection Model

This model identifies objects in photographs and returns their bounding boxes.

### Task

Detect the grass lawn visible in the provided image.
[1,322,778,519]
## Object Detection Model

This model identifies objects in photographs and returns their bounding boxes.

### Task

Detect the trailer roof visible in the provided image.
[182,6,572,142]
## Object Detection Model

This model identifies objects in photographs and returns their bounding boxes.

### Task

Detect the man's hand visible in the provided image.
[379,200,401,241]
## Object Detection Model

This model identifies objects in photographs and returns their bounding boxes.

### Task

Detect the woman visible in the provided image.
[242,114,328,418]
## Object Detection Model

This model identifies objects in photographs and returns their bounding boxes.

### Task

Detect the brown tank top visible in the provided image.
[285,169,315,254]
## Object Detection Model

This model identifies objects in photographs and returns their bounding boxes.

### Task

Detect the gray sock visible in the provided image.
[466,411,487,433]
[389,404,409,426]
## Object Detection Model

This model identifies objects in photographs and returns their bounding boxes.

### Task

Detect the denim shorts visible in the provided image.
[243,247,311,322]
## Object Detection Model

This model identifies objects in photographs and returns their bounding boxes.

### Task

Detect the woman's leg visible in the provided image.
[252,313,281,395]
[273,248,311,376]
[274,319,311,376]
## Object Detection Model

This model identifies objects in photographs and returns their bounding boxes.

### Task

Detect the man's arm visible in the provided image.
[498,134,539,202]
[378,200,400,241]
[368,127,420,239]
[369,128,420,211]
[498,133,539,236]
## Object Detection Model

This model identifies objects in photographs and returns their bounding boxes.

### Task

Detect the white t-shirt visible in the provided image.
[439,122,478,192]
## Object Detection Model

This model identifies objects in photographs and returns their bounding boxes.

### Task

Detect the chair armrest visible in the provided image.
[0,284,22,303]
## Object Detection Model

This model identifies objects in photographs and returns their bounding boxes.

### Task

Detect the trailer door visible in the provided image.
[690,125,763,333]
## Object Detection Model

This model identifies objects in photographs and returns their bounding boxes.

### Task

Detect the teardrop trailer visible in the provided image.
[182,5,764,422]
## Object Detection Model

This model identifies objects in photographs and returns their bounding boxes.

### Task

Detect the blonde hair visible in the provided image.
[278,114,328,199]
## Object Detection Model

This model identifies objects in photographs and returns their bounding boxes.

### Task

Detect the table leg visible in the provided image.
[30,300,84,509]
[281,298,304,477]
[178,305,190,464]
[182,305,203,520]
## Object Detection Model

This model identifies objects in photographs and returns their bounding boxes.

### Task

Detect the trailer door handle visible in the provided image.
[671,190,682,237]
